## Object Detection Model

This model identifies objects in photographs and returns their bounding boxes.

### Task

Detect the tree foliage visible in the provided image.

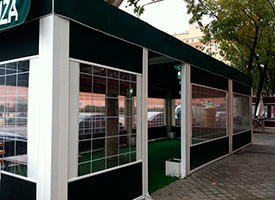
[184,0,275,115]
[105,0,157,15]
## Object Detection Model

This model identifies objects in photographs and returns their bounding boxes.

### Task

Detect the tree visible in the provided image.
[104,0,154,15]
[184,0,275,116]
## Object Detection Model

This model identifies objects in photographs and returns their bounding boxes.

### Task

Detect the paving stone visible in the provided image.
[151,133,275,200]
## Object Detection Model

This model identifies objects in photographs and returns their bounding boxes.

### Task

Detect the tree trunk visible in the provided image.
[247,26,259,76]
[254,63,268,117]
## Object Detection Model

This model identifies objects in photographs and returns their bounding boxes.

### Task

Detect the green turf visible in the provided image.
[148,139,181,193]
[3,164,27,177]
[78,146,136,176]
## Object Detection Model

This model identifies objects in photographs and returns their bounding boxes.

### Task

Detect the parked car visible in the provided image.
[148,112,164,127]
[79,113,106,135]
[79,113,123,135]
[175,105,204,126]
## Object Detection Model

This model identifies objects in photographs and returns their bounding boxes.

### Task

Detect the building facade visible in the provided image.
[174,25,226,63]
[252,94,275,127]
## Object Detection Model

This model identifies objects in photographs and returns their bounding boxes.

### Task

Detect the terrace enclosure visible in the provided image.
[0,0,252,199]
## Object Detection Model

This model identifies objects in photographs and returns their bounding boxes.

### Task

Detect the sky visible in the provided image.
[119,0,192,35]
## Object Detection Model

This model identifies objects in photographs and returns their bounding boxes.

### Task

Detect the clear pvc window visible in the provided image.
[148,98,166,128]
[233,94,250,134]
[0,60,29,177]
[192,84,227,144]
[78,64,138,176]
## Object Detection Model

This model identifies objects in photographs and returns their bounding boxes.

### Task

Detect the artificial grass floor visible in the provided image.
[148,139,181,193]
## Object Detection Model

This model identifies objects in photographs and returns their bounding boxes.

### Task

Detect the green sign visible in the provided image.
[0,0,31,31]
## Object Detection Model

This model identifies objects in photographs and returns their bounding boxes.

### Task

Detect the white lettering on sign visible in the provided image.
[0,0,18,25]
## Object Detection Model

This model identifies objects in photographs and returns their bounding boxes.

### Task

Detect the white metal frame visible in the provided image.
[180,63,191,178]
[27,14,70,200]
[142,48,150,199]
[0,170,36,183]
[0,56,37,181]
[190,82,229,146]
[69,160,142,183]
[0,56,38,65]
[68,61,80,179]
[70,58,141,76]
[67,59,143,182]
[229,79,233,154]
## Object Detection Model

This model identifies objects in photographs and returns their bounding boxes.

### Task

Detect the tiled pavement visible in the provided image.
[151,131,275,200]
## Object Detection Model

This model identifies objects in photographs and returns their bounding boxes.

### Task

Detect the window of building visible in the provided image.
[266,104,275,120]
[233,94,250,134]
[78,64,138,176]
[0,60,29,177]
[192,84,227,144]
[148,98,166,128]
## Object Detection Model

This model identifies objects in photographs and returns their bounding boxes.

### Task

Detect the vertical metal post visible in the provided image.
[181,63,191,178]
[142,48,149,198]
[29,15,70,200]
[136,75,142,160]
[68,61,80,179]
[228,80,233,154]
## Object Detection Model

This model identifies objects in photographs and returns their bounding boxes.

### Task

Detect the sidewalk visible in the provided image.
[151,132,275,200]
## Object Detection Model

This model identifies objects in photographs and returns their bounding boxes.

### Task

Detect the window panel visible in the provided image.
[107,155,119,169]
[79,162,91,176]
[93,76,106,94]
[120,80,130,96]
[130,152,136,162]
[107,78,118,96]
[0,60,29,177]
[78,63,138,176]
[148,98,166,128]
[119,154,130,165]
[93,66,106,77]
[92,159,105,173]
[233,94,250,134]
[119,135,130,154]
[130,134,136,152]
[107,69,119,79]
[192,84,227,144]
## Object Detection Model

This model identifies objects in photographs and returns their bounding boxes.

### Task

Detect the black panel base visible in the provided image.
[148,126,167,140]
[172,126,181,138]
[190,137,229,170]
[68,163,142,200]
[0,173,36,200]
[233,130,252,151]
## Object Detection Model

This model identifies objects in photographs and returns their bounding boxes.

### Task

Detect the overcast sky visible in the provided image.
[119,0,192,35]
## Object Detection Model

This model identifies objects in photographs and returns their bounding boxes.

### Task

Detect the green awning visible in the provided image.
[54,0,251,86]
[1,0,252,86]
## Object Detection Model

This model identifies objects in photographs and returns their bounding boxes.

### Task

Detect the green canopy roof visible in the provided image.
[2,0,252,86]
